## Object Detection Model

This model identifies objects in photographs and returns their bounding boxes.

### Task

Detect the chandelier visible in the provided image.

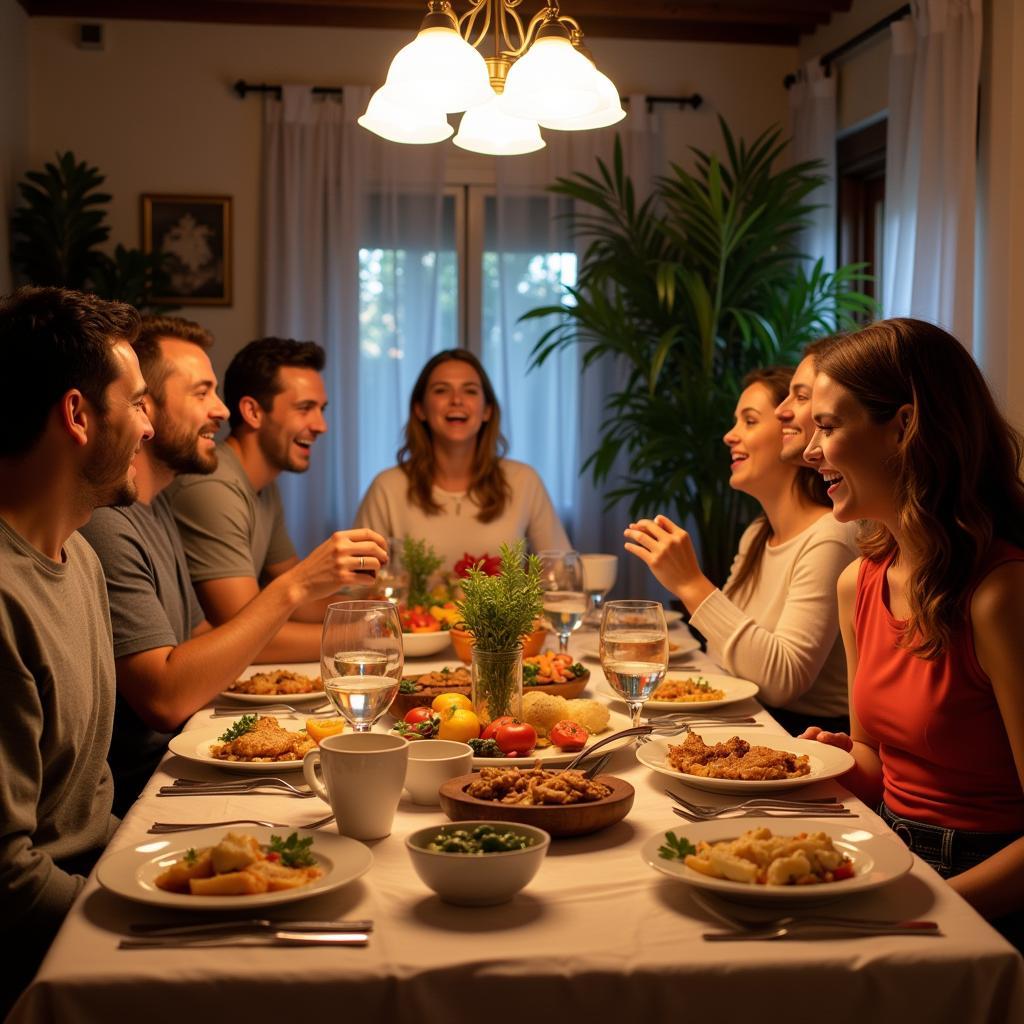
[358,0,625,156]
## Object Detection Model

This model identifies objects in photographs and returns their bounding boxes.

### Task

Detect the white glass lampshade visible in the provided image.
[358,87,454,145]
[502,35,604,123]
[384,26,493,114]
[453,94,545,156]
[538,67,626,131]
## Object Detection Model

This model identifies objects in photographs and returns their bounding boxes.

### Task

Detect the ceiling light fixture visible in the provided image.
[359,1,625,156]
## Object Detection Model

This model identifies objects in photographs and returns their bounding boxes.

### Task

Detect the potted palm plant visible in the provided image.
[523,118,875,584]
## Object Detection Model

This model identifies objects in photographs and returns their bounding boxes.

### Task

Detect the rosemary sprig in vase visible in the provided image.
[456,541,543,722]
[402,536,443,609]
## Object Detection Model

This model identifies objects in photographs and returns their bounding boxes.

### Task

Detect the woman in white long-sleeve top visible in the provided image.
[625,363,858,736]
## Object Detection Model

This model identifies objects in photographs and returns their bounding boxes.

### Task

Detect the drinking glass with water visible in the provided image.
[599,600,668,727]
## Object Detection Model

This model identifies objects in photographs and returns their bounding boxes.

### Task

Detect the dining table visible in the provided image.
[9,629,1024,1024]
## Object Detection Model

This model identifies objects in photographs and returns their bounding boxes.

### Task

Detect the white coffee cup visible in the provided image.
[404,740,474,806]
[303,733,409,840]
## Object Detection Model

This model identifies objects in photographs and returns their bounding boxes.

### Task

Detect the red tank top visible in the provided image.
[853,542,1024,831]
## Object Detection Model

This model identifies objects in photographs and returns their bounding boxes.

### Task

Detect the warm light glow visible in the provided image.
[502,35,604,122]
[384,26,493,114]
[453,94,545,155]
[538,67,626,131]
[358,87,455,144]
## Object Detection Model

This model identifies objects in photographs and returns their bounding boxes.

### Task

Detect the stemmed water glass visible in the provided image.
[580,553,618,627]
[538,550,587,653]
[321,600,404,732]
[599,600,669,727]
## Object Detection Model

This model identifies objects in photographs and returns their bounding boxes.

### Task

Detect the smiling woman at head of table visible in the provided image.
[353,349,570,571]
[624,357,859,737]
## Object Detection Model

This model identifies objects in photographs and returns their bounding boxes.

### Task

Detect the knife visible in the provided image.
[129,918,372,937]
[120,930,370,949]
[703,920,940,941]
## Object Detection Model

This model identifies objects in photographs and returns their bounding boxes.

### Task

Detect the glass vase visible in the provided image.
[470,646,523,724]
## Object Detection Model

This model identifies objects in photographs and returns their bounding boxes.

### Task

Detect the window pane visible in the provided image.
[357,193,457,496]
[481,194,579,520]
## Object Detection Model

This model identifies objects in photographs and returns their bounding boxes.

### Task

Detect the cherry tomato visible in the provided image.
[481,715,516,741]
[549,720,589,751]
[495,721,537,755]
[404,707,434,726]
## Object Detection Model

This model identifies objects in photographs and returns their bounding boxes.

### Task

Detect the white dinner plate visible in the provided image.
[635,729,855,793]
[167,721,312,773]
[642,817,913,904]
[220,663,326,705]
[604,672,760,712]
[576,627,701,664]
[97,827,373,910]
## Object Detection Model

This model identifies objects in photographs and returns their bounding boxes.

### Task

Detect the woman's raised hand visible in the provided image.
[623,515,714,612]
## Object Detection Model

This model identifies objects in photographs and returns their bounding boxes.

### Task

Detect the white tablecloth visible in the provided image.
[11,637,1024,1024]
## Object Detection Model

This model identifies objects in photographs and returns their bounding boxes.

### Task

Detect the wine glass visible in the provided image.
[538,550,587,653]
[321,600,404,732]
[580,553,618,627]
[599,600,669,727]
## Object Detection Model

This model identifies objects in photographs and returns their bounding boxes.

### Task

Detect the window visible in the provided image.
[357,186,580,519]
[837,118,886,306]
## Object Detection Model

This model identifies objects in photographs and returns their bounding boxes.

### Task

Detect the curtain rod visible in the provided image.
[232,79,702,111]
[783,3,911,89]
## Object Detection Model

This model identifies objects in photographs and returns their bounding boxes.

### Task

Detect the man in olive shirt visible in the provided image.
[82,318,386,813]
[0,287,153,1015]
[167,336,382,660]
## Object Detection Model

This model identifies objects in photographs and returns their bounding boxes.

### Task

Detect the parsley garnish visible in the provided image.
[184,847,198,866]
[658,830,697,861]
[218,713,258,742]
[269,832,316,868]
[399,679,418,694]
[467,737,503,758]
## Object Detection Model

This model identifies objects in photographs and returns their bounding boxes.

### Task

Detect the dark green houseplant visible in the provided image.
[10,151,172,310]
[524,119,875,584]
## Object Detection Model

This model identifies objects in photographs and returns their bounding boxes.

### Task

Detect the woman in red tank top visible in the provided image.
[801,318,1024,946]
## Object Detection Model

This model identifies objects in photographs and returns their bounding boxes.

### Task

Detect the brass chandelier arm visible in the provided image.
[441,0,582,64]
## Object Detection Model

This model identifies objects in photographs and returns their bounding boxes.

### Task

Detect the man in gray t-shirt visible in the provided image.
[82,319,387,813]
[0,287,153,1015]
[165,335,386,661]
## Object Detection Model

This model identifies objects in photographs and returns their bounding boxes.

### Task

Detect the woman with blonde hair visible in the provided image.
[803,317,1024,947]
[355,349,569,567]
[625,365,859,736]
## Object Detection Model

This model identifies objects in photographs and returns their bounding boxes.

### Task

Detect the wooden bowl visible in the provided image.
[522,672,590,700]
[392,666,471,717]
[438,773,635,837]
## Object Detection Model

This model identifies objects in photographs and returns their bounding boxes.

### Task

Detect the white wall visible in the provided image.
[0,0,29,294]
[26,16,795,377]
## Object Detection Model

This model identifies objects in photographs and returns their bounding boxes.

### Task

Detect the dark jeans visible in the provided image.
[880,801,1024,954]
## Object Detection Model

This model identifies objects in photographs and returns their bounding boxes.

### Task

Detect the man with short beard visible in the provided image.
[0,287,153,1015]
[166,335,385,660]
[81,318,387,814]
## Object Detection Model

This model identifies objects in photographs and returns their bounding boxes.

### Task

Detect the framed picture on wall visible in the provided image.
[141,194,232,305]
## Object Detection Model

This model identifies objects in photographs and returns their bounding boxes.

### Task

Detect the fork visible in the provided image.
[666,790,843,815]
[211,702,333,717]
[638,722,764,744]
[169,776,310,792]
[147,812,336,833]
[673,805,854,822]
[157,779,314,798]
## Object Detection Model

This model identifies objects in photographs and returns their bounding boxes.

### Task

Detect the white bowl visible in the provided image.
[404,740,474,806]
[402,631,452,658]
[405,821,550,905]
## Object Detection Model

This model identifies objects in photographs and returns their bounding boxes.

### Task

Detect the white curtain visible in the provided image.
[262,85,448,555]
[788,61,837,273]
[882,0,982,348]
[489,96,663,600]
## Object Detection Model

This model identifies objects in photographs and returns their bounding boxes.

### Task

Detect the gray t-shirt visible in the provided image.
[165,441,296,582]
[0,517,118,987]
[80,494,206,814]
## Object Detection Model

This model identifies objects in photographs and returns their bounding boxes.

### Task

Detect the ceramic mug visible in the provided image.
[303,733,409,840]
[404,740,474,806]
